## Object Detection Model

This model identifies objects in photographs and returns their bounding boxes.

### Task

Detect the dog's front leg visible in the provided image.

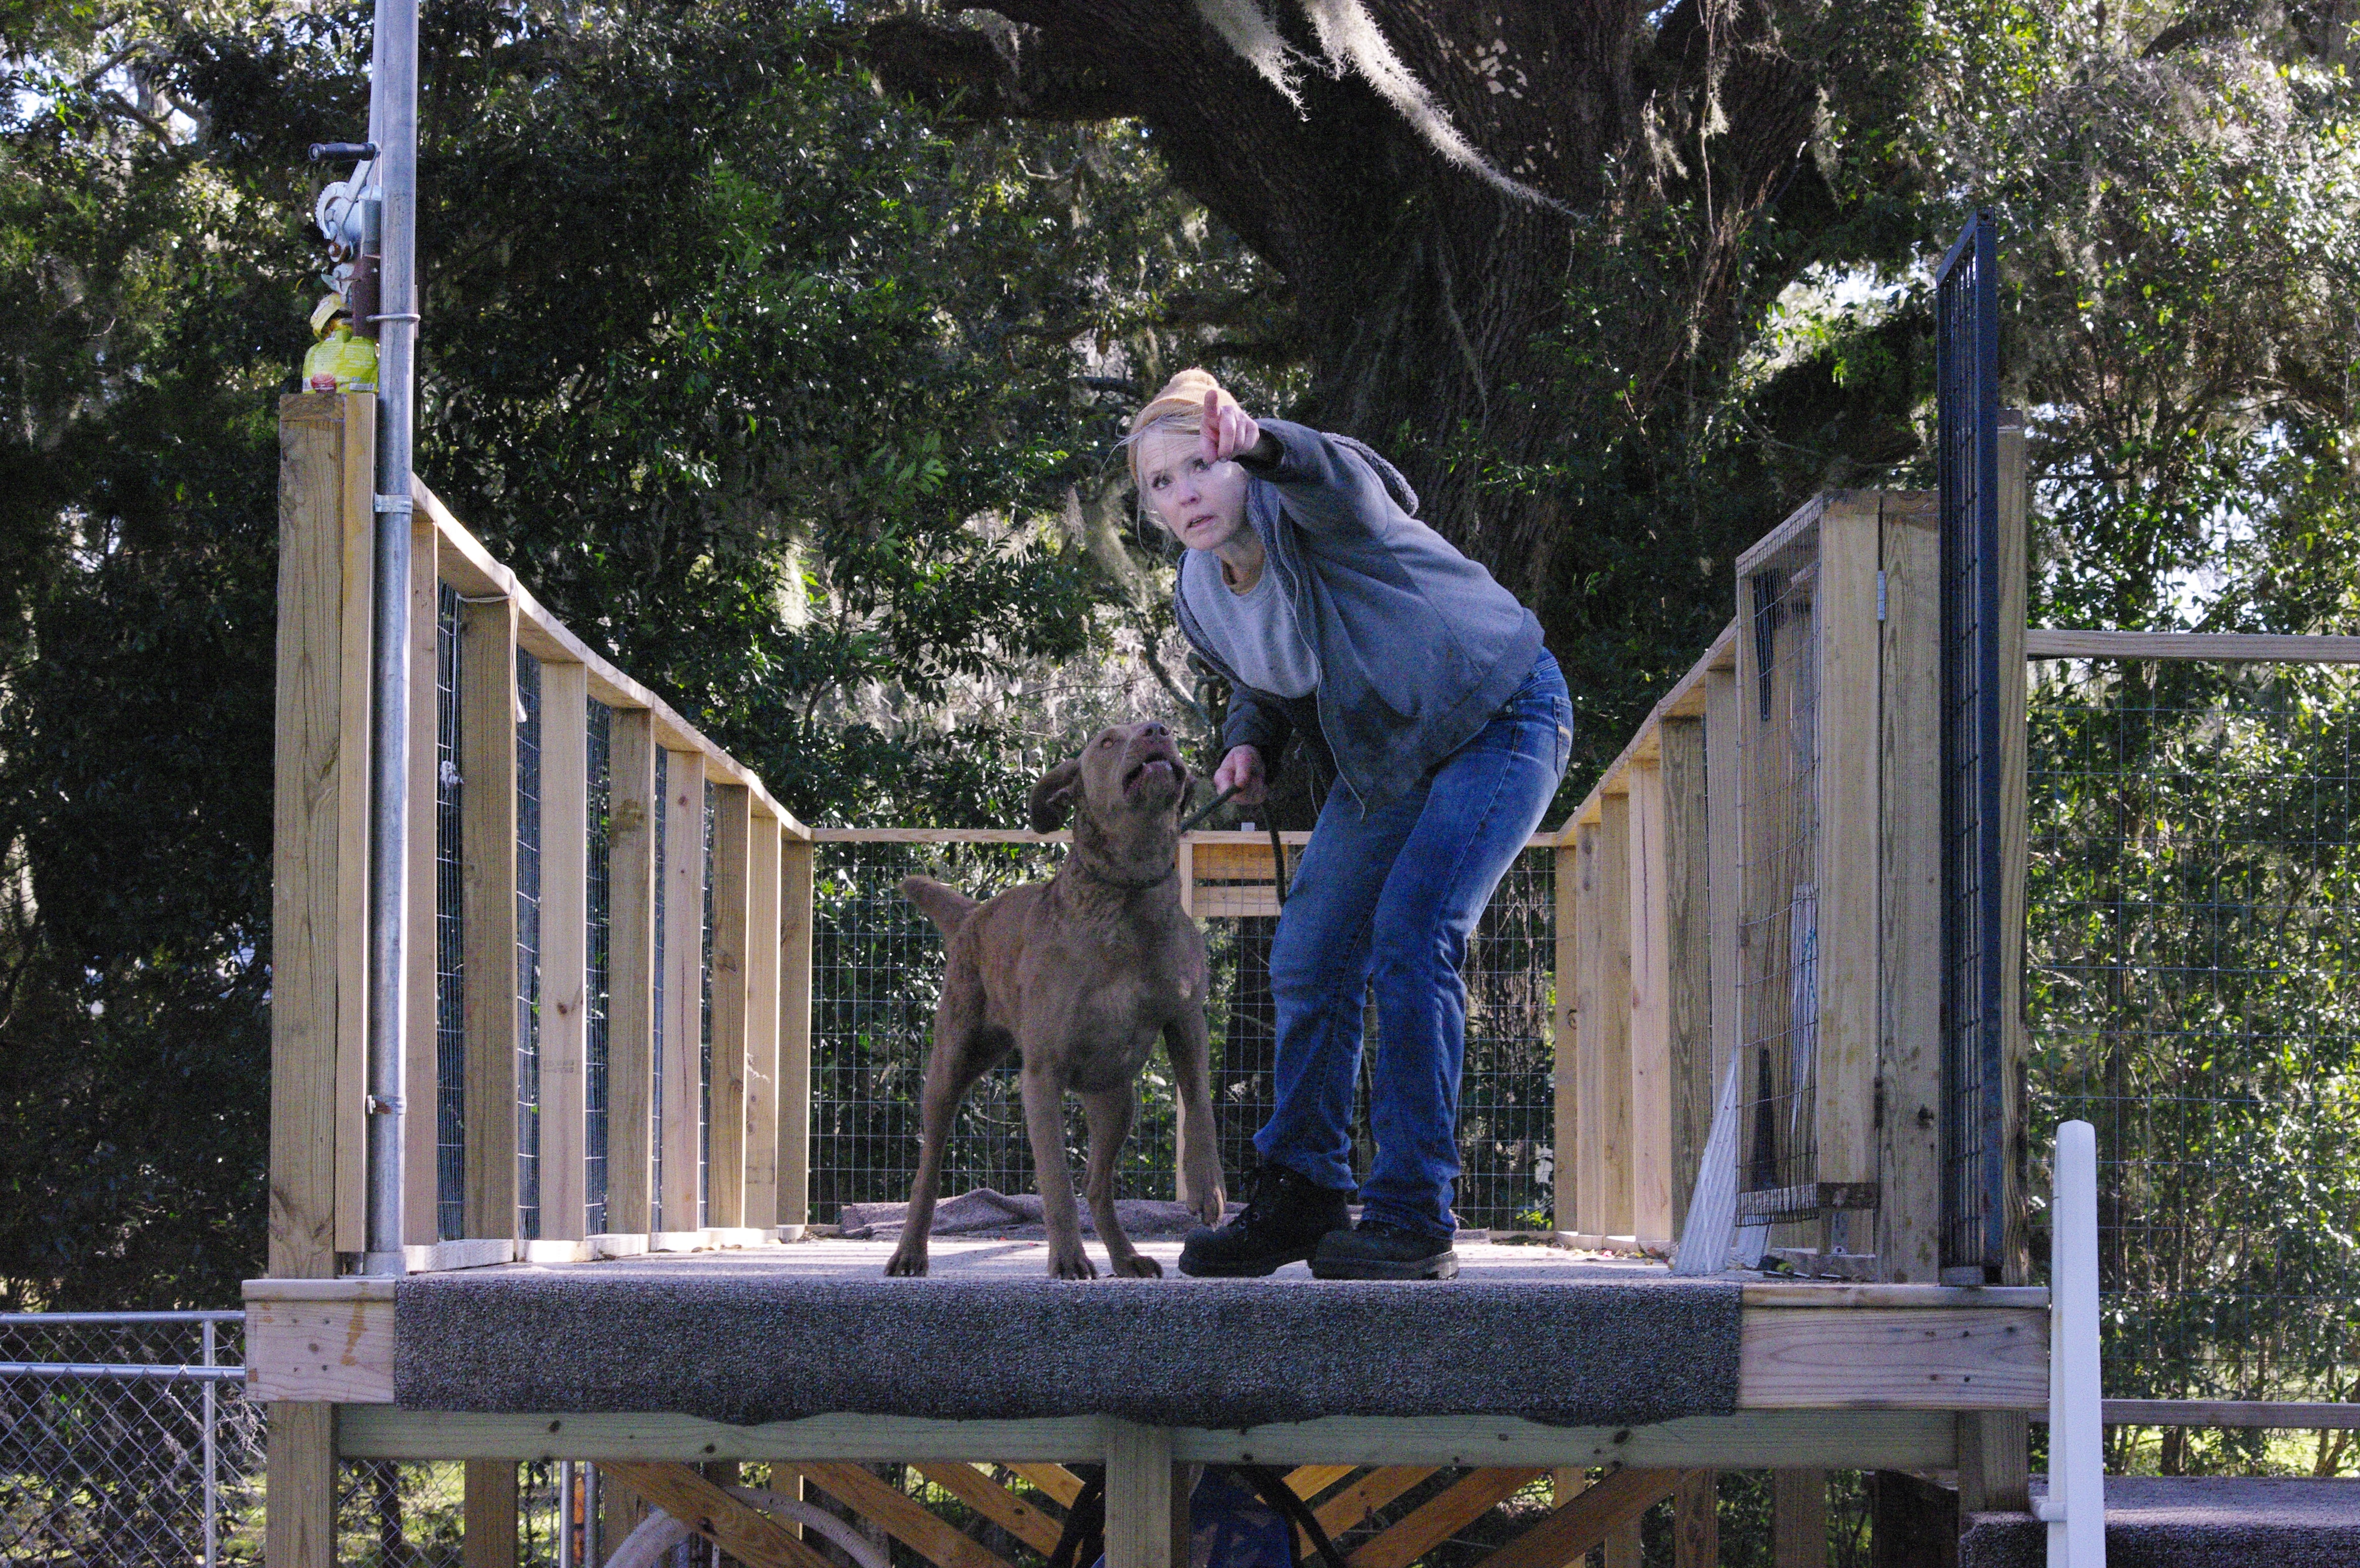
[1018,1061,1095,1279]
[1164,1013,1227,1228]
[1078,1085,1158,1278]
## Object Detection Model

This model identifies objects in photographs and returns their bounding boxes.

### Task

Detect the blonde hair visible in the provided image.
[1122,367,1237,492]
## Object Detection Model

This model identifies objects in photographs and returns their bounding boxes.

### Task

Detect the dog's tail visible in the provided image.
[900,875,978,937]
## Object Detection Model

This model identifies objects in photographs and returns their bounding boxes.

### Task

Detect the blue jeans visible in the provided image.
[1254,649,1574,1237]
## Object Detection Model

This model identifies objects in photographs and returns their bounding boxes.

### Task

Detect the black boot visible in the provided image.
[1309,1218,1459,1280]
[1177,1164,1351,1277]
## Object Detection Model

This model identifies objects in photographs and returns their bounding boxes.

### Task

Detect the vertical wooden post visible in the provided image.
[1662,717,1713,1232]
[604,709,657,1236]
[743,811,782,1230]
[1551,839,1580,1238]
[1671,1470,1717,1568]
[1772,1470,1827,1568]
[707,782,753,1228]
[1626,757,1675,1245]
[269,391,368,1568]
[661,748,706,1232]
[1705,668,1741,1127]
[1997,413,2031,1286]
[1814,496,1884,1234]
[1603,1517,1642,1568]
[539,661,591,1242]
[1957,1409,2031,1513]
[459,595,520,1242]
[403,514,441,1248]
[1878,493,1945,1283]
[1577,799,1633,1239]
[1103,1423,1186,1568]
[777,835,816,1237]
[464,1459,519,1568]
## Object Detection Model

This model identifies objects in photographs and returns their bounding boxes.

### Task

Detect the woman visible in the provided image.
[1126,368,1571,1280]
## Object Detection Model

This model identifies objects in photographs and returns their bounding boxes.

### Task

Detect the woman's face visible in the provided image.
[1136,428,1249,553]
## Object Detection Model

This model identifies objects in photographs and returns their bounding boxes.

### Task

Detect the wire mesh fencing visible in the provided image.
[2026,659,2360,1439]
[808,839,1557,1231]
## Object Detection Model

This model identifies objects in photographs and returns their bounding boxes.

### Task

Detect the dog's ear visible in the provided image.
[1028,757,1083,834]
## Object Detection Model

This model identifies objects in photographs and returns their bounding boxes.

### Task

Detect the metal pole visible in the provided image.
[362,0,420,1277]
[559,1459,576,1568]
[202,1319,218,1568]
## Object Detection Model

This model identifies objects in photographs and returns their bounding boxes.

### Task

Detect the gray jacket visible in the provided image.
[1173,419,1545,810]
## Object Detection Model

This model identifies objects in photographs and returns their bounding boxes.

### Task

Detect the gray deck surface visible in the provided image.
[1964,1477,2360,1567]
[395,1236,1741,1430]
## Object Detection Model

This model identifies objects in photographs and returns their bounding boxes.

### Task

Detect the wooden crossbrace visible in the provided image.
[1006,1463,1086,1507]
[1284,1465,1360,1501]
[1346,1468,1547,1568]
[911,1462,1067,1556]
[1469,1469,1694,1568]
[791,1460,1019,1568]
[1314,1467,1436,1538]
[599,1461,831,1568]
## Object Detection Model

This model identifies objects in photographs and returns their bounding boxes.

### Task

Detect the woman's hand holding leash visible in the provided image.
[1213,743,1266,805]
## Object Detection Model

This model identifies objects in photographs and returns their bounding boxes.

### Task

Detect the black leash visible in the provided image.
[1239,1464,1347,1568]
[1177,782,1289,909]
[1045,1472,1106,1568]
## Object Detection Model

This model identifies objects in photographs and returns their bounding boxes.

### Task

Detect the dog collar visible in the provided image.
[1075,859,1178,893]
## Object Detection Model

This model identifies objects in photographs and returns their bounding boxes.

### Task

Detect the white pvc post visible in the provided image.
[2036,1118,2105,1567]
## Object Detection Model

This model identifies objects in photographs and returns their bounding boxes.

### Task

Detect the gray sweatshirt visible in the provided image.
[1172,419,1545,810]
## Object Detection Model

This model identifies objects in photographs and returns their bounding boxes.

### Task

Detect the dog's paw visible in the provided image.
[1048,1251,1099,1281]
[883,1250,930,1278]
[1111,1253,1163,1279]
[1185,1176,1227,1228]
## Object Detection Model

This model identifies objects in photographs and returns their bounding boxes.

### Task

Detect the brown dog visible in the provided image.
[887,720,1225,1279]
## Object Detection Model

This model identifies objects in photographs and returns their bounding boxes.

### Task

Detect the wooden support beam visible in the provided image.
[1103,1422,1188,1568]
[911,1462,1067,1556]
[270,391,372,1277]
[539,660,591,1241]
[1627,759,1675,1244]
[1814,496,1883,1214]
[1471,1468,1690,1568]
[744,811,783,1230]
[660,747,706,1230]
[1703,667,1741,1198]
[1314,1467,1433,1536]
[464,1460,519,1568]
[1877,493,1943,1284]
[604,708,658,1235]
[795,1460,1018,1568]
[460,594,521,1241]
[1955,1410,2029,1513]
[603,1460,832,1568]
[404,513,441,1247]
[1007,1464,1086,1508]
[1284,1465,1358,1501]
[1771,1469,1826,1568]
[777,836,816,1235]
[1575,804,1633,1238]
[1661,718,1712,1234]
[1672,1470,1716,1568]
[708,782,754,1227]
[1551,844,1579,1236]
[1347,1468,1546,1568]
[265,1400,336,1568]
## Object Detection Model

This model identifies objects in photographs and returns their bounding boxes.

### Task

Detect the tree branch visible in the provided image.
[862,13,1142,120]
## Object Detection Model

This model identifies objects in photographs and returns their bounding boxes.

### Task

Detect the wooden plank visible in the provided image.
[605,708,658,1234]
[1284,1465,1359,1501]
[1741,1283,2046,1308]
[1737,1307,2047,1409]
[1347,1467,1545,1568]
[1552,845,1579,1236]
[464,1461,518,1568]
[265,1400,336,1568]
[912,1462,1067,1555]
[1771,1469,1825,1568]
[1314,1467,1434,1536]
[1626,759,1674,1244]
[1673,1470,1716,1568]
[1006,1464,1086,1507]
[1955,1410,2029,1512]
[1996,419,2030,1287]
[330,395,374,1257]
[460,596,522,1241]
[270,393,365,1279]
[539,660,591,1241]
[2103,1400,2360,1429]
[1703,668,1740,1173]
[661,747,706,1230]
[1565,624,1740,838]
[1660,719,1712,1232]
[244,1292,397,1402]
[1736,493,1835,577]
[708,783,754,1228]
[744,812,783,1230]
[2023,628,2360,662]
[602,1460,832,1568]
[777,837,815,1235]
[796,1460,1017,1568]
[1576,802,1633,1237]
[1813,497,1882,1222]
[1877,492,1944,1284]
[338,1408,1959,1469]
[405,514,442,1247]
[1102,1422,1187,1568]
[1471,1468,1689,1568]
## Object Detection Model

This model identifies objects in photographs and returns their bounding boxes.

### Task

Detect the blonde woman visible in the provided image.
[1126,369,1571,1280]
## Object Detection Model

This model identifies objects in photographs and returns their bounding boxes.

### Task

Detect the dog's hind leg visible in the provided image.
[1078,1084,1159,1278]
[1018,1062,1097,1279]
